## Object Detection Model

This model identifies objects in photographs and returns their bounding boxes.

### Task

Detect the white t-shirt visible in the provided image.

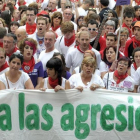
[103,72,135,92]
[50,27,62,37]
[0,71,29,89]
[43,77,66,89]
[69,73,104,89]
[39,49,59,70]
[77,7,88,17]
[99,61,109,72]
[0,67,9,75]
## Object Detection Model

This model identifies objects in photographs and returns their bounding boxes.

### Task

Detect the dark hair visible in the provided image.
[18,5,28,11]
[9,21,20,32]
[6,2,14,16]
[100,0,109,7]
[76,16,84,27]
[103,46,120,65]
[134,5,140,11]
[1,10,11,27]
[0,27,7,39]
[9,53,23,65]
[4,33,17,43]
[123,12,134,19]
[117,56,131,68]
[53,52,67,78]
[132,47,140,61]
[87,19,98,28]
[27,7,37,15]
[46,57,63,86]
[106,33,117,41]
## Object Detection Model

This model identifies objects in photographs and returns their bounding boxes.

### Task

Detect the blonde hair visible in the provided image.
[0,18,6,27]
[61,21,74,34]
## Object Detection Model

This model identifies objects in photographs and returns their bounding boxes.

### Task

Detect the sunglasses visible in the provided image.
[88,28,97,31]
[54,16,61,19]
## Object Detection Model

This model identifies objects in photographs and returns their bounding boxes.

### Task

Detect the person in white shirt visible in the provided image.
[39,30,59,70]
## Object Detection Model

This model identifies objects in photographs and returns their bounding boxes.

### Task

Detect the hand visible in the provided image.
[110,60,118,71]
[90,84,99,91]
[54,85,64,92]
[40,88,46,91]
[76,86,83,92]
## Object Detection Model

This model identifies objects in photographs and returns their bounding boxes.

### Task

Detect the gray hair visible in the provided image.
[105,20,115,29]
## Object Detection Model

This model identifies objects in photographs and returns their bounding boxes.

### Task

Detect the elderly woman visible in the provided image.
[38,57,70,92]
[50,11,63,36]
[103,56,135,92]
[0,48,9,75]
[0,53,34,90]
[69,56,104,92]
[19,38,44,88]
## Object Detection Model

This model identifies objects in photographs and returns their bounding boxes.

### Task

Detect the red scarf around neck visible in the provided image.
[77,45,92,53]
[6,47,18,57]
[26,22,36,35]
[133,62,137,70]
[18,1,26,6]
[0,62,9,72]
[64,34,75,47]
[51,25,60,32]
[133,37,140,49]
[22,57,35,73]
[122,23,132,38]
[48,77,58,88]
[114,70,128,84]
[52,8,57,12]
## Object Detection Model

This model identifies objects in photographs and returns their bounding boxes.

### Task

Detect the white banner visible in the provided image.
[0,89,140,140]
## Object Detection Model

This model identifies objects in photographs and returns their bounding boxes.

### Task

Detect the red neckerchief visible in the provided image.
[26,22,36,35]
[22,56,35,73]
[133,37,140,49]
[76,45,92,53]
[6,47,18,57]
[36,0,44,3]
[122,23,132,38]
[103,33,106,39]
[114,70,128,84]
[133,62,137,70]
[51,25,60,32]
[136,0,140,5]
[17,1,26,6]
[0,62,9,72]
[48,77,58,88]
[0,42,3,48]
[64,34,75,47]
[51,8,57,12]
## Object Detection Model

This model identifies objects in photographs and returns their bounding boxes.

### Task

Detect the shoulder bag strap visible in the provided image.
[5,73,10,89]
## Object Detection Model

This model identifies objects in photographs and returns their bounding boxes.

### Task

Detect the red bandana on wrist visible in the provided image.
[133,37,140,49]
[114,70,128,84]
[76,45,92,53]
[133,62,137,70]
[18,1,26,6]
[122,23,132,38]
[51,25,60,32]
[26,22,36,35]
[64,34,75,47]
[6,47,18,57]
[22,57,35,73]
[51,8,57,12]
[0,62,9,72]
[48,77,58,88]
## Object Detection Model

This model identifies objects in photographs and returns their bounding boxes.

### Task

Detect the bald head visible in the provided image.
[63,9,72,21]
[15,28,27,42]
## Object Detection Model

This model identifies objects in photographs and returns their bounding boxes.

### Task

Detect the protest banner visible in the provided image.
[0,89,140,140]
[116,0,131,6]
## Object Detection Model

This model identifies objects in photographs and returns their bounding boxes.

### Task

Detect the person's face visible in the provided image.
[47,68,57,78]
[26,10,36,25]
[134,27,140,41]
[135,8,140,17]
[108,13,113,19]
[106,47,116,63]
[23,45,33,60]
[79,33,90,50]
[21,11,26,19]
[64,32,73,39]
[10,24,19,33]
[63,9,72,21]
[61,0,66,10]
[105,25,114,34]
[53,16,61,26]
[106,36,116,47]
[37,20,47,34]
[3,36,15,54]
[9,57,21,71]
[0,51,6,67]
[13,10,20,20]
[78,17,84,26]
[0,20,4,27]
[82,63,94,75]
[7,0,16,5]
[124,17,133,28]
[5,6,9,11]
[88,23,98,38]
[79,26,88,32]
[0,1,3,10]
[134,51,140,65]
[15,30,26,42]
[120,32,128,43]
[117,60,128,74]
[44,32,56,50]
[48,0,56,10]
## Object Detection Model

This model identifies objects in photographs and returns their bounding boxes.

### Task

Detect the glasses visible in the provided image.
[88,28,97,31]
[54,16,61,19]
[118,62,128,67]
[65,6,71,9]
[3,40,14,44]
[27,14,35,17]
[78,19,83,22]
[64,13,71,16]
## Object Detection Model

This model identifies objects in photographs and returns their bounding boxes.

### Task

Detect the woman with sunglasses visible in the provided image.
[0,53,34,90]
[50,12,63,36]
[103,56,135,92]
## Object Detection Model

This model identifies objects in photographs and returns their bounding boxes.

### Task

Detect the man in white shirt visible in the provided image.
[39,31,58,70]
